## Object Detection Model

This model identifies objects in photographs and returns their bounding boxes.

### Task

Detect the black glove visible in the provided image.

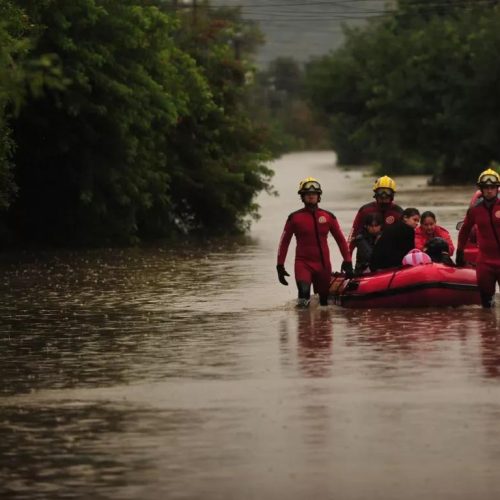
[456,249,465,267]
[276,264,290,285]
[341,261,354,279]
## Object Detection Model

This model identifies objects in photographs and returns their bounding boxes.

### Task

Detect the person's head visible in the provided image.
[477,168,500,201]
[424,237,450,263]
[420,210,437,236]
[298,177,322,207]
[373,175,396,204]
[363,213,383,236]
[402,207,420,228]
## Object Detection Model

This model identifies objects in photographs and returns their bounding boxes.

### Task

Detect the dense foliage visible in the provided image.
[304,1,500,181]
[0,0,25,211]
[0,0,274,246]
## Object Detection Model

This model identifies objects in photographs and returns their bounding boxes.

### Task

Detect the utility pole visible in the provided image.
[192,0,197,26]
[233,32,242,61]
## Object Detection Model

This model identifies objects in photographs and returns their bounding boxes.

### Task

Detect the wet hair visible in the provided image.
[362,213,383,227]
[424,237,452,264]
[420,211,436,222]
[425,237,449,257]
[402,207,420,218]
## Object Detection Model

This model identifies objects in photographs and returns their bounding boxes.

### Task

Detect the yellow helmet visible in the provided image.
[298,177,322,195]
[477,168,500,186]
[373,175,396,192]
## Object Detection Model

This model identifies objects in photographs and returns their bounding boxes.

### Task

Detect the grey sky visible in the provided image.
[212,0,389,66]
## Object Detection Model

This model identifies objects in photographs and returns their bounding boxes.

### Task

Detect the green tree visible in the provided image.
[0,0,26,210]
[3,0,274,245]
[154,1,274,234]
[304,2,500,182]
[9,0,215,244]
[304,29,379,165]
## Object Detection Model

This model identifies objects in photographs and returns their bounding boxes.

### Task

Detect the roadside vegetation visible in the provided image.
[2,0,500,247]
[303,0,500,182]
[0,0,275,246]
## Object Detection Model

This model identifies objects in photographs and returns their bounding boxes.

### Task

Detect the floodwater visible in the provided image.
[1,152,499,500]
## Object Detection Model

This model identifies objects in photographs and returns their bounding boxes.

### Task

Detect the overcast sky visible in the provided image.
[212,0,389,66]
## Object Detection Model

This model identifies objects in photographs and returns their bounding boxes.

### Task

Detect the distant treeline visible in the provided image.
[303,0,500,182]
[250,57,330,154]
[0,0,276,246]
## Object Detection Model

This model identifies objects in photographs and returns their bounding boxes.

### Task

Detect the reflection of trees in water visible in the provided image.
[0,403,201,498]
[0,306,245,395]
[0,403,130,497]
[280,307,333,378]
[343,309,469,349]
[0,246,250,395]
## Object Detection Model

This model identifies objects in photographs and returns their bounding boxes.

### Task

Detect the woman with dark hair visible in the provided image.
[415,211,455,256]
[370,208,420,271]
[353,212,383,275]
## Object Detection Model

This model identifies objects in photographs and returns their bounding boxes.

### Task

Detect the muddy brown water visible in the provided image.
[1,152,499,499]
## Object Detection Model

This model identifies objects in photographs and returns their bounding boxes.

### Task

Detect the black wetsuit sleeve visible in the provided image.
[370,222,414,270]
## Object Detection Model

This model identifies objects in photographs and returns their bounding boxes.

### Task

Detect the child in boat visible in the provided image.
[424,237,455,266]
[415,211,455,256]
[370,208,420,271]
[353,213,383,275]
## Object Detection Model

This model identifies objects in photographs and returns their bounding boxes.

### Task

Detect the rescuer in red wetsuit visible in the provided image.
[276,177,353,307]
[348,175,403,254]
[457,168,500,308]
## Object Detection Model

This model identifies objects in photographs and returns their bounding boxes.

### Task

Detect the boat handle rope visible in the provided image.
[387,270,397,290]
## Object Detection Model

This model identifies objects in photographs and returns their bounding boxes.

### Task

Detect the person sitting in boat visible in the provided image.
[276,177,353,307]
[415,211,455,256]
[457,168,500,308]
[370,207,420,271]
[348,175,403,254]
[353,213,383,275]
[424,237,455,266]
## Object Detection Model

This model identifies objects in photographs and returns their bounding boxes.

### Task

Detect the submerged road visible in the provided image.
[1,152,499,499]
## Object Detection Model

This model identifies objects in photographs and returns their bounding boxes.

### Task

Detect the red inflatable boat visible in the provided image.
[329,263,481,308]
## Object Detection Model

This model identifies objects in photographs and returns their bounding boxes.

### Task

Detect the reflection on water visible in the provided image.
[479,314,500,378]
[342,308,500,384]
[1,152,500,499]
[280,307,334,378]
[0,403,138,497]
